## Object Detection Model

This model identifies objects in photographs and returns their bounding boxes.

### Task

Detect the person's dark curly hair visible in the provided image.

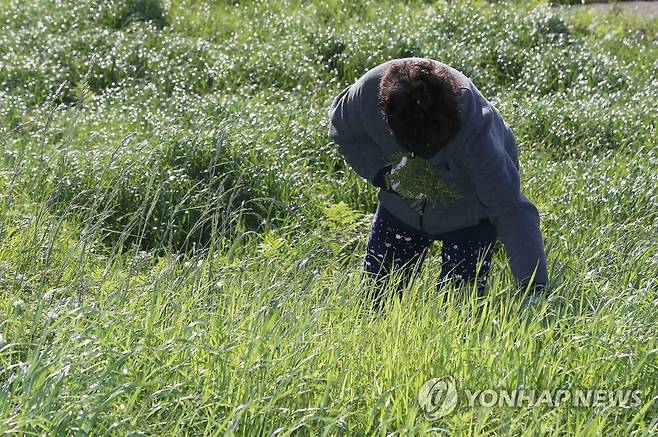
[378,60,462,157]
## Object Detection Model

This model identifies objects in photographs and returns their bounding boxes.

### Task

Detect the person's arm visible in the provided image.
[327,84,389,187]
[455,88,548,286]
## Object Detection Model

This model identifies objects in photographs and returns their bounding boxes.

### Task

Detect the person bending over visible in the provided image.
[327,58,548,306]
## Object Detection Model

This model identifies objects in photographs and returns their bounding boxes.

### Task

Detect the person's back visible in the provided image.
[327,58,548,306]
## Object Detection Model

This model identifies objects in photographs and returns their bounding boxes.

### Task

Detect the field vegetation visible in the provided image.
[0,0,656,434]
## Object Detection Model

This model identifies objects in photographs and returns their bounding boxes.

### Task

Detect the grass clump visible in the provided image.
[96,0,168,29]
[384,152,462,214]
[44,123,276,252]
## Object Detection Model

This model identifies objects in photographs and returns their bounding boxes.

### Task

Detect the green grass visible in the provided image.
[1,0,657,434]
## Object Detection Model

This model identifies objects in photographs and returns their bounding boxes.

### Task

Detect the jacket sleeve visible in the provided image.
[327,84,387,185]
[455,88,548,286]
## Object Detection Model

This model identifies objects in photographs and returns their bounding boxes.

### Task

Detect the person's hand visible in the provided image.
[520,280,548,307]
[373,155,410,192]
[372,165,395,191]
[389,156,409,191]
[390,155,408,175]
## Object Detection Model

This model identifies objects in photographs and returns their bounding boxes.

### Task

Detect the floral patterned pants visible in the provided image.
[363,203,497,305]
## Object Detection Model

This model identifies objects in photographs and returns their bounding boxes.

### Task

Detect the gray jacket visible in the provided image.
[327,57,548,285]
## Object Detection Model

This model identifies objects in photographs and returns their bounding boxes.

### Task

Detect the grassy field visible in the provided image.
[1,0,657,434]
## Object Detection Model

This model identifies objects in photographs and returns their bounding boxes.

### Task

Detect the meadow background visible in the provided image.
[1,0,657,434]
